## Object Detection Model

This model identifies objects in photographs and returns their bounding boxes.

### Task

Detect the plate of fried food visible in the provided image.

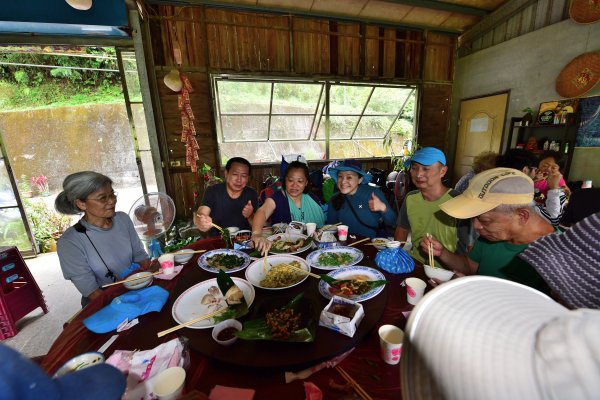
[245,254,310,290]
[198,249,251,274]
[305,246,363,270]
[318,265,387,302]
[267,233,312,255]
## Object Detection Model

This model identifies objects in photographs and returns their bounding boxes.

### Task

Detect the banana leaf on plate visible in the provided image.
[235,293,317,342]
[213,270,249,323]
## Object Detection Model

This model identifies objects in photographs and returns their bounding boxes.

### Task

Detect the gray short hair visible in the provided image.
[493,201,537,214]
[54,171,112,215]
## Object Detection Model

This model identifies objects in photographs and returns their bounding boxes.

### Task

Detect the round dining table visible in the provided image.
[41,236,429,400]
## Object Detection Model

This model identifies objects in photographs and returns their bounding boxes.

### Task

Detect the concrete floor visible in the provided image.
[3,252,81,358]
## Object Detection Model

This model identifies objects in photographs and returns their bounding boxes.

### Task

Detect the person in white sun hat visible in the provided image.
[400,276,600,400]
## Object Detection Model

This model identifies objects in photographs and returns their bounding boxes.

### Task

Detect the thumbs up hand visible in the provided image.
[242,200,254,218]
[368,191,386,212]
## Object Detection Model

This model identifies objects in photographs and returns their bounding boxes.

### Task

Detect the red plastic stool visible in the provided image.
[0,246,48,340]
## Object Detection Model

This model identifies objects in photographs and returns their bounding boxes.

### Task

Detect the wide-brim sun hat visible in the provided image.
[400,276,600,400]
[328,160,372,184]
[440,167,534,219]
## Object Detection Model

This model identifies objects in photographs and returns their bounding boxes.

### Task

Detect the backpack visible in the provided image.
[258,174,283,206]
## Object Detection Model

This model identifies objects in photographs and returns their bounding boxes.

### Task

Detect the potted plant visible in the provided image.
[522,107,535,126]
[17,175,33,198]
[31,175,50,196]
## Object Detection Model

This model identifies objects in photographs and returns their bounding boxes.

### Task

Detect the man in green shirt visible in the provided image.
[422,168,554,292]
[394,147,471,267]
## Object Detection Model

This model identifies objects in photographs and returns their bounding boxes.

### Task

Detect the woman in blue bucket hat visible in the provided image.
[327,160,396,238]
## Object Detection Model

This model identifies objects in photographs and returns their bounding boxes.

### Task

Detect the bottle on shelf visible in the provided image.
[543,140,550,150]
[549,141,556,151]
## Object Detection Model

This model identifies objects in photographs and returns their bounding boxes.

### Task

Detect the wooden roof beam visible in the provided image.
[381,0,490,16]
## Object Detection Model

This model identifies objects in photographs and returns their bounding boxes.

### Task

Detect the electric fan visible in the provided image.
[128,192,176,258]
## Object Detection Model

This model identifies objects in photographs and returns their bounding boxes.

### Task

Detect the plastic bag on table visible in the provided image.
[106,337,190,400]
[375,247,415,274]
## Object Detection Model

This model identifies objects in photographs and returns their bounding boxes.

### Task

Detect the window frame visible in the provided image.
[211,74,417,163]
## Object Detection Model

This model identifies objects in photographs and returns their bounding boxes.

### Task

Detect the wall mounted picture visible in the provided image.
[576,95,600,147]
[537,99,580,125]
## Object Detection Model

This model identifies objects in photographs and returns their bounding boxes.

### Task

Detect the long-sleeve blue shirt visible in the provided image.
[326,185,396,238]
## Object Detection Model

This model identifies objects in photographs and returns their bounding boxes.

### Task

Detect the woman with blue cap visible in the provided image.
[327,160,396,238]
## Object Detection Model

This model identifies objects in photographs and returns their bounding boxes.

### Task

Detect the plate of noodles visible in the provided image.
[245,254,311,290]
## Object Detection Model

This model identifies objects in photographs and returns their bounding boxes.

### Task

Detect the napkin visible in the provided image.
[154,264,184,280]
[83,286,169,334]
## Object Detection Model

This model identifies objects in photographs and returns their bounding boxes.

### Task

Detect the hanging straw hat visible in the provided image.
[555,51,600,98]
[163,69,183,92]
[65,0,92,10]
[569,0,600,24]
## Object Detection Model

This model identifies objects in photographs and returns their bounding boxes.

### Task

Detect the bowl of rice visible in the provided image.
[245,254,310,290]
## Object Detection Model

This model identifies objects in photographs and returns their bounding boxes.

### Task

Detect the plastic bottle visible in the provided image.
[543,140,549,150]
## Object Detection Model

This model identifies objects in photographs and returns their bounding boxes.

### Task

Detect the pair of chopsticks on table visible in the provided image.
[157,307,227,338]
[336,366,373,400]
[427,233,435,267]
[101,249,207,288]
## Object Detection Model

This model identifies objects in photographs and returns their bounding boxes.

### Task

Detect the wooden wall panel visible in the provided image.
[292,18,330,74]
[424,32,456,82]
[336,23,361,76]
[148,6,454,217]
[417,83,453,153]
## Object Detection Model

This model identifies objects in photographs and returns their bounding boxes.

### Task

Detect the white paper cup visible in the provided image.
[378,325,404,365]
[337,225,349,241]
[306,222,317,236]
[405,277,426,305]
[153,366,186,400]
[158,254,175,275]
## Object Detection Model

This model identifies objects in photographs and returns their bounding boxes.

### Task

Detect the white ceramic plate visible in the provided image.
[318,265,386,302]
[197,249,251,274]
[267,233,312,255]
[305,246,363,271]
[53,352,105,378]
[171,277,255,329]
[245,254,310,290]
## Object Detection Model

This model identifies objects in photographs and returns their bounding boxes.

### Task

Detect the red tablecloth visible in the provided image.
[41,237,428,399]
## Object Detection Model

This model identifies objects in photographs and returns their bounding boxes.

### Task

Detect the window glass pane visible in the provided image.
[354,116,396,139]
[329,116,359,139]
[0,208,30,251]
[121,52,142,102]
[221,116,269,141]
[272,83,322,114]
[131,104,149,150]
[365,87,411,115]
[0,159,17,207]
[219,141,325,164]
[270,116,313,140]
[217,81,271,114]
[330,85,372,114]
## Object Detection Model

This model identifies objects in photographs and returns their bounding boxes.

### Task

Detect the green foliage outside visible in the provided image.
[22,198,72,252]
[0,47,124,110]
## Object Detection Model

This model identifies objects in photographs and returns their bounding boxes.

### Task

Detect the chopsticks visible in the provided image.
[157,307,227,338]
[426,233,434,267]
[282,263,321,279]
[348,238,370,247]
[101,271,162,288]
[195,213,224,233]
[363,241,406,246]
[167,249,206,255]
[336,366,373,400]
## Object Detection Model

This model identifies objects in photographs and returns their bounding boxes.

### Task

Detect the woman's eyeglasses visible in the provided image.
[87,192,118,204]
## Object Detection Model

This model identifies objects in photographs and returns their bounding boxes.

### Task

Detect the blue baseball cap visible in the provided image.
[0,344,125,400]
[404,147,447,167]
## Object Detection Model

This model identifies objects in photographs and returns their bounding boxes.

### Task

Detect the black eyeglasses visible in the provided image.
[86,192,118,204]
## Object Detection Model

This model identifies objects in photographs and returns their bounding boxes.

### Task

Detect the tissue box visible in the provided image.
[319,296,364,337]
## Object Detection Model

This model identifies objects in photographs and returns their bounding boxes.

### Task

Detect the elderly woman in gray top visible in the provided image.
[55,171,150,306]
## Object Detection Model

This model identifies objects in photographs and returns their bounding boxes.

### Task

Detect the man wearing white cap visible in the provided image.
[394,147,471,267]
[422,167,554,292]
